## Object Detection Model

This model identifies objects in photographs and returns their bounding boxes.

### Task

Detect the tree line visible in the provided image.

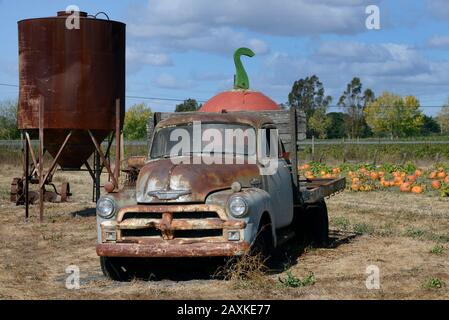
[288,76,448,139]
[1,79,449,140]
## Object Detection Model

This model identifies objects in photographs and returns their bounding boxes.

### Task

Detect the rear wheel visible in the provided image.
[100,257,135,282]
[293,200,329,247]
[305,200,329,247]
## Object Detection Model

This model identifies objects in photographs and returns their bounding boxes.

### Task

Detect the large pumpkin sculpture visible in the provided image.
[199,48,280,113]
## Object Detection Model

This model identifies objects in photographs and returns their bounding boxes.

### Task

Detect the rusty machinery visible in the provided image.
[12,10,126,221]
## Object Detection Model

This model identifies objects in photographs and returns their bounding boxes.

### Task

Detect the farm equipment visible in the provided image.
[95,48,346,281]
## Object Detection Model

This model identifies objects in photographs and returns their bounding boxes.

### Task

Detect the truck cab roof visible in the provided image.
[155,112,275,130]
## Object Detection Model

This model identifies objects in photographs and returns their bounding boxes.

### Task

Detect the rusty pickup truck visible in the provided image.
[96,109,345,281]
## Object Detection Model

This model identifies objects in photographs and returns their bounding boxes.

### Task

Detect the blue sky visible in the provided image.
[1,0,449,115]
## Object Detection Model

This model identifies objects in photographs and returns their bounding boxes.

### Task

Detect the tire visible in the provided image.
[305,200,329,247]
[251,218,275,261]
[100,257,135,282]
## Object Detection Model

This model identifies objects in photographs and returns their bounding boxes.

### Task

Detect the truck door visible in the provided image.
[261,126,294,228]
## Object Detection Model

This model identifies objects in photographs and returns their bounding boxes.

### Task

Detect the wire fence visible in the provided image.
[0,138,448,147]
[0,138,448,164]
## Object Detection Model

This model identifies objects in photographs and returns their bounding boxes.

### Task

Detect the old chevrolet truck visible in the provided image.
[95,109,345,281]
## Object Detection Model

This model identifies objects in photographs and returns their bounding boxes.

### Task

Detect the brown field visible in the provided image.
[1,164,449,300]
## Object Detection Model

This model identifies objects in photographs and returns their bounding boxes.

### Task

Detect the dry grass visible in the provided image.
[214,253,272,290]
[1,163,449,300]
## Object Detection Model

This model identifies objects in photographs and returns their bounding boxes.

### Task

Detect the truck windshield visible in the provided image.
[150,123,256,159]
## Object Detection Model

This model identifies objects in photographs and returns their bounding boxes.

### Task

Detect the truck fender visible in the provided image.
[206,188,278,247]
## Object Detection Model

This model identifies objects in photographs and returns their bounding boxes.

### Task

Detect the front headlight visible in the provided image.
[97,198,116,219]
[228,196,248,218]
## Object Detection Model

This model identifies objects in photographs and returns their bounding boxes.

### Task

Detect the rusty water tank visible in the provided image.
[17,11,125,169]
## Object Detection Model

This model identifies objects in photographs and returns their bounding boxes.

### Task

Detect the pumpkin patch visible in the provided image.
[298,162,449,197]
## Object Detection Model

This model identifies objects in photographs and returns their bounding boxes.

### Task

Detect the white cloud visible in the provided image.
[427,35,449,49]
[256,41,447,103]
[127,47,172,68]
[127,0,380,56]
[153,73,195,90]
[426,0,449,21]
[131,0,380,36]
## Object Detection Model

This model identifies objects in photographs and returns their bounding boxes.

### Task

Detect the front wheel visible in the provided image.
[100,257,135,282]
[251,219,275,262]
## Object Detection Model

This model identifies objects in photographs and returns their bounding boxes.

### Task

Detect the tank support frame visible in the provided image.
[17,97,123,222]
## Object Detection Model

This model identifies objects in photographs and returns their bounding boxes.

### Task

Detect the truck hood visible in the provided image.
[136,156,261,203]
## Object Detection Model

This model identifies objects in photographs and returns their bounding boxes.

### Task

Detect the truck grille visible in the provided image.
[121,229,223,238]
[118,210,224,241]
[122,211,220,220]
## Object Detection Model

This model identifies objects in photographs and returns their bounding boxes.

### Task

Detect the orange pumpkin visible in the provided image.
[407,175,417,183]
[400,182,412,193]
[429,171,438,179]
[437,171,447,179]
[381,180,390,188]
[351,184,360,191]
[332,168,341,175]
[444,176,449,184]
[370,172,379,180]
[432,181,442,190]
[305,171,315,179]
[411,185,424,194]
[415,169,423,177]
[394,176,404,186]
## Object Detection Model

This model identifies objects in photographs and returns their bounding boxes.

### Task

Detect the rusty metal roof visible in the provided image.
[155,112,274,129]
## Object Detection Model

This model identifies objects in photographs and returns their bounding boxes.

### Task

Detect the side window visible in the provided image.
[262,127,278,158]
[265,129,271,157]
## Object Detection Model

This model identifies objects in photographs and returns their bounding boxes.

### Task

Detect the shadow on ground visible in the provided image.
[71,208,96,217]
[116,229,358,282]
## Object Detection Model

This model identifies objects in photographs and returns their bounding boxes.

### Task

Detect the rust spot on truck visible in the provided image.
[98,204,248,258]
[97,241,250,258]
[155,112,273,130]
[137,158,260,204]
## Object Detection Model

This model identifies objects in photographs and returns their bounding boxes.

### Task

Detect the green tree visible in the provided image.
[420,115,440,136]
[308,106,331,138]
[364,92,424,138]
[326,112,349,139]
[175,99,201,112]
[288,75,332,138]
[437,102,449,135]
[338,78,375,138]
[123,103,152,140]
[0,99,20,140]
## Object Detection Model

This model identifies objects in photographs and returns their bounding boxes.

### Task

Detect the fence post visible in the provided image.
[312,135,315,161]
